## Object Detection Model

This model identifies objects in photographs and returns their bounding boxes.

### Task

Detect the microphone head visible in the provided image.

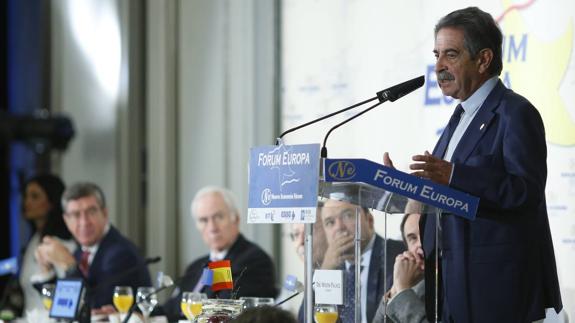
[156,271,175,288]
[283,275,304,292]
[145,256,162,264]
[377,75,425,102]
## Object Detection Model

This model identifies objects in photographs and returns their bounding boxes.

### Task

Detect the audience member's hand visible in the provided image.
[391,251,424,296]
[37,236,77,272]
[34,247,53,274]
[410,151,452,185]
[321,231,354,269]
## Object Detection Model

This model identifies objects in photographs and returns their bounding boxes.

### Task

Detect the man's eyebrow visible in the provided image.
[434,48,460,54]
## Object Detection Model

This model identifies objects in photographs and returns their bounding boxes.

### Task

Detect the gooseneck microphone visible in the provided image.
[321,75,425,157]
[277,95,380,144]
[274,275,305,307]
[376,75,425,102]
[277,77,420,144]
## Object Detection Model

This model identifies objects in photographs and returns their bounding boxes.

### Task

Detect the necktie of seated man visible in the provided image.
[340,265,363,323]
[79,250,90,277]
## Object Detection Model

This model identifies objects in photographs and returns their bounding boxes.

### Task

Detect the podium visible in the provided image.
[299,158,479,323]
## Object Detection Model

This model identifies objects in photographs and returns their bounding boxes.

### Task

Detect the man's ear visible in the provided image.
[477,48,494,74]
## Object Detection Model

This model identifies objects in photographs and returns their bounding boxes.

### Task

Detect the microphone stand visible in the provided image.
[277,75,424,145]
[121,286,169,323]
[274,290,302,307]
[277,96,379,144]
[321,101,384,158]
[320,75,425,157]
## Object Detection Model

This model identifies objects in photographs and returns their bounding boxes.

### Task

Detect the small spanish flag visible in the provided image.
[208,260,234,291]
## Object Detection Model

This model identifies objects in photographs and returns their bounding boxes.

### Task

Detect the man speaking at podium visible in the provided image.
[385,7,562,323]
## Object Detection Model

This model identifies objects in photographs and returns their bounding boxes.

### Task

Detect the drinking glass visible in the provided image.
[255,297,274,307]
[181,292,207,322]
[136,287,157,323]
[314,304,338,323]
[113,286,134,314]
[41,283,55,311]
[239,297,274,310]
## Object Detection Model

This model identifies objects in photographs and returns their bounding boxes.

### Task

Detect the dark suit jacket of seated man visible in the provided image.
[298,198,405,323]
[69,225,151,308]
[157,186,277,322]
[35,182,151,312]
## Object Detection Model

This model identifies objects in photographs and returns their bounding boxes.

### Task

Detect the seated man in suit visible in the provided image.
[160,186,278,322]
[373,201,425,323]
[308,195,404,323]
[35,182,151,315]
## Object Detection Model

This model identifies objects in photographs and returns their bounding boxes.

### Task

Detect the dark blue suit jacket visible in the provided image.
[159,234,277,322]
[422,80,562,323]
[298,234,404,323]
[68,226,151,309]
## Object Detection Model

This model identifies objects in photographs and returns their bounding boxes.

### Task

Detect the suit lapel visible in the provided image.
[451,81,505,163]
[88,227,115,277]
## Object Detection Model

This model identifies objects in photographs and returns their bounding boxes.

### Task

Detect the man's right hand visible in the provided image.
[390,251,424,296]
[383,152,395,169]
[36,236,77,272]
[321,231,355,269]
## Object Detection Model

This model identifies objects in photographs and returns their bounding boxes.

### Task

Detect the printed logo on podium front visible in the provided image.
[248,143,320,223]
[327,160,356,180]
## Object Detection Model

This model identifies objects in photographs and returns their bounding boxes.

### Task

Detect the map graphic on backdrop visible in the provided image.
[282,0,575,318]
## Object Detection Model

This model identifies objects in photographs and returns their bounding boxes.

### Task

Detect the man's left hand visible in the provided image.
[409,151,452,186]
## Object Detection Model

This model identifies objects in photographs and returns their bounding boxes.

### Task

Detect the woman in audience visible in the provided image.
[6,174,74,316]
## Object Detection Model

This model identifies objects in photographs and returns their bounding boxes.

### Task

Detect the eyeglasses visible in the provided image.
[289,230,304,241]
[195,212,231,228]
[64,206,102,221]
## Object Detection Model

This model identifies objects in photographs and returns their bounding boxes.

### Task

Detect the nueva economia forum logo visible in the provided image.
[498,0,574,145]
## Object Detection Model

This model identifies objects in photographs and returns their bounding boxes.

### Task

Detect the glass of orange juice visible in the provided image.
[181,292,207,322]
[314,304,338,323]
[113,286,134,314]
[41,283,55,311]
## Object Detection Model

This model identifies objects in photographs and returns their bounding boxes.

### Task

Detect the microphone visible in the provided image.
[144,256,162,265]
[121,272,175,323]
[275,275,305,307]
[277,96,379,144]
[376,75,425,102]
[277,77,421,144]
[321,75,425,157]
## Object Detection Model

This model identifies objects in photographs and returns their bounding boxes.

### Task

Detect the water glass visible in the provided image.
[136,287,158,323]
[41,283,55,311]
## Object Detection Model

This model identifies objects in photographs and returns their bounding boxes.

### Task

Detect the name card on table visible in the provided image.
[324,158,479,220]
[248,143,320,223]
[313,269,344,305]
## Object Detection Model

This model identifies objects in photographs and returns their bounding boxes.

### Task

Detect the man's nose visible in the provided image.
[296,233,305,245]
[206,218,219,231]
[435,57,446,73]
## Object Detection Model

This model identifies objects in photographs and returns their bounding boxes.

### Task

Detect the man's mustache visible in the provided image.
[437,70,455,81]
